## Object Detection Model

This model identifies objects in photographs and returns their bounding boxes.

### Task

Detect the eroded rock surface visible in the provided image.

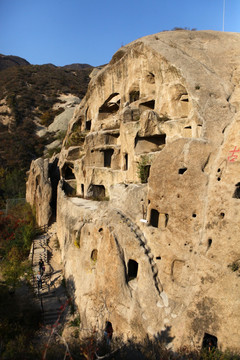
[27,30,240,350]
[26,158,52,226]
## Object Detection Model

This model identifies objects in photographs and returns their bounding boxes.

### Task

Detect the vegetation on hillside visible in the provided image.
[0,64,92,125]
[0,203,36,287]
[0,203,41,359]
[0,63,92,205]
[0,120,51,208]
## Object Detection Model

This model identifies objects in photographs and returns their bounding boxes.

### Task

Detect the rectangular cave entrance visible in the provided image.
[135,134,166,155]
[98,93,120,120]
[103,149,114,167]
[150,209,159,228]
[85,120,92,131]
[127,259,138,281]
[87,184,106,200]
[62,163,75,180]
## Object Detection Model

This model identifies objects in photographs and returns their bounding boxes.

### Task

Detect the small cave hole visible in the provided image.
[233,183,240,199]
[165,213,169,227]
[217,177,221,181]
[192,213,197,218]
[181,95,189,102]
[220,212,225,219]
[178,167,187,175]
[127,259,138,281]
[91,249,98,261]
[156,256,161,260]
[98,228,103,233]
[81,184,84,195]
[217,168,221,172]
[150,209,159,228]
[202,333,218,350]
[208,238,212,249]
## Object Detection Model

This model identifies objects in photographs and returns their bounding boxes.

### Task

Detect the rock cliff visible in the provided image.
[26,30,240,351]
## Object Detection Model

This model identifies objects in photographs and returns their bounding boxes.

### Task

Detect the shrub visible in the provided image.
[0,203,36,288]
[70,314,81,327]
[39,107,64,127]
[46,146,61,158]
[137,155,151,183]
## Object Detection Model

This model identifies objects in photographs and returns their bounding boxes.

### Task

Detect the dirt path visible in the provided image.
[31,223,71,352]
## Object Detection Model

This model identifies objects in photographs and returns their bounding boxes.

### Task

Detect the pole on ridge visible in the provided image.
[222,0,226,32]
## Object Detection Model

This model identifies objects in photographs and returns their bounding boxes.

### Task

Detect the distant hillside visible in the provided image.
[62,63,93,70]
[0,64,92,126]
[0,57,93,205]
[0,54,30,71]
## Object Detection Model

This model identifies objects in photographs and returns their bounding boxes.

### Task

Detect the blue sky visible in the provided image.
[0,0,239,67]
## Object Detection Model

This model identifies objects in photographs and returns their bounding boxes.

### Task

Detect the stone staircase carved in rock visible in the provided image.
[116,210,163,295]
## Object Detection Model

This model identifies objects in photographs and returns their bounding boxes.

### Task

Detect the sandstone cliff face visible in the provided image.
[27,30,240,350]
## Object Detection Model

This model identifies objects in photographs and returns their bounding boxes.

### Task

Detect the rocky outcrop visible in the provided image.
[0,97,15,129]
[26,158,52,226]
[27,30,240,351]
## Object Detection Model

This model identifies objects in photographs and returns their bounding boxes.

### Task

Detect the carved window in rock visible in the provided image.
[233,182,240,199]
[178,167,187,175]
[124,153,128,171]
[87,184,106,200]
[81,184,84,196]
[150,209,159,228]
[127,259,138,281]
[62,164,75,180]
[98,93,120,119]
[180,94,189,102]
[139,100,155,112]
[135,134,166,155]
[85,120,92,131]
[129,90,140,103]
[103,149,114,168]
[91,249,98,262]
